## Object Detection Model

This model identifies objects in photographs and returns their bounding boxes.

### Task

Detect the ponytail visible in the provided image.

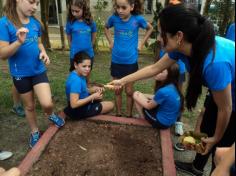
[186,18,215,109]
[159,4,215,110]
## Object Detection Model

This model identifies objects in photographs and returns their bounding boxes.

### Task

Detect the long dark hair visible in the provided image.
[159,4,215,110]
[67,0,93,25]
[4,0,42,28]
[114,0,144,15]
[70,52,92,71]
[155,64,184,111]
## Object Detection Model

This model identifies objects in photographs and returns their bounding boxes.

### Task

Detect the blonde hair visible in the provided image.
[4,0,42,28]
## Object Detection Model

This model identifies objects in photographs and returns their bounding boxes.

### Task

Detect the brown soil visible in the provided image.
[27,120,163,176]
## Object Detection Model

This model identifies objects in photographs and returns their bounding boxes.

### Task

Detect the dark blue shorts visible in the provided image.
[13,72,49,94]
[64,101,102,120]
[143,108,169,129]
[111,62,138,79]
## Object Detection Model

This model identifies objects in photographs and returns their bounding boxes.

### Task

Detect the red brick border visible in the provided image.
[18,125,59,176]
[18,114,176,176]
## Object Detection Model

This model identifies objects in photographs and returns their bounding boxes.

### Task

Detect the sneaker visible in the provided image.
[175,121,184,136]
[29,131,40,148]
[48,114,65,128]
[0,150,13,160]
[12,105,25,117]
[175,161,203,176]
[174,142,185,152]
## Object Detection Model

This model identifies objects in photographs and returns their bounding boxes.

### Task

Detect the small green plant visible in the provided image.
[93,0,109,51]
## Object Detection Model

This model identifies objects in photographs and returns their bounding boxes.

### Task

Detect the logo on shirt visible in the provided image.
[24,36,38,43]
[77,29,91,34]
[115,30,133,38]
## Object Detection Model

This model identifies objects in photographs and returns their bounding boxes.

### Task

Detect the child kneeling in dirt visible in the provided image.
[133,64,184,129]
[64,52,114,120]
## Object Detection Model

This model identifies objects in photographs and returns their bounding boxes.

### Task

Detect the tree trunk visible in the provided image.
[164,0,170,7]
[203,0,213,16]
[40,0,51,49]
[0,0,3,17]
[57,0,65,50]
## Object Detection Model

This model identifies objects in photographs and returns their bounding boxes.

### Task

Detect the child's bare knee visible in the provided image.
[42,102,54,112]
[25,104,35,112]
[126,88,134,97]
[133,91,139,98]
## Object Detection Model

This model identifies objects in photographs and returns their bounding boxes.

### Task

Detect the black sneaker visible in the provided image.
[174,142,185,151]
[175,161,203,176]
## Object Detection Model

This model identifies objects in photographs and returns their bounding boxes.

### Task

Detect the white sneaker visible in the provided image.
[175,122,184,136]
[0,151,13,161]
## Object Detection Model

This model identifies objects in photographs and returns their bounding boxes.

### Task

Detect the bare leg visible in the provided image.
[101,101,114,114]
[33,83,54,116]
[12,85,21,107]
[133,91,147,118]
[113,78,123,116]
[125,82,134,117]
[20,91,38,133]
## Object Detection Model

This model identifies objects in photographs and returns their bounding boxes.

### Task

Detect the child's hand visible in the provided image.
[94,86,105,93]
[39,52,50,65]
[109,42,114,50]
[92,90,103,101]
[16,27,29,44]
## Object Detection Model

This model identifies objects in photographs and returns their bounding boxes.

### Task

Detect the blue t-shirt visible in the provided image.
[160,49,186,74]
[168,36,235,111]
[0,16,46,77]
[66,20,97,59]
[106,15,148,64]
[226,23,235,42]
[154,84,181,127]
[65,71,89,101]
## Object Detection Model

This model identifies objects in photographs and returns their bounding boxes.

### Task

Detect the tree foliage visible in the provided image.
[206,0,235,35]
[93,0,108,51]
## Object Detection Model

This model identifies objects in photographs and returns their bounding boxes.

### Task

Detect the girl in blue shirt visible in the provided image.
[66,0,97,71]
[64,52,114,120]
[104,0,153,117]
[133,64,184,129]
[0,0,65,148]
[110,4,235,175]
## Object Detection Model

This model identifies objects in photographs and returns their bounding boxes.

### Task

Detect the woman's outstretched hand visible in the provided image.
[107,79,124,90]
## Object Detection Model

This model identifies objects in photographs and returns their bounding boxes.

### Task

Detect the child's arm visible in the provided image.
[139,22,153,51]
[70,91,103,109]
[134,91,157,110]
[38,37,50,65]
[67,35,72,49]
[104,27,113,50]
[92,32,97,47]
[0,28,28,60]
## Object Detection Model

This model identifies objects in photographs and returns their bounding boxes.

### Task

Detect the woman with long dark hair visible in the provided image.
[110,4,235,175]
